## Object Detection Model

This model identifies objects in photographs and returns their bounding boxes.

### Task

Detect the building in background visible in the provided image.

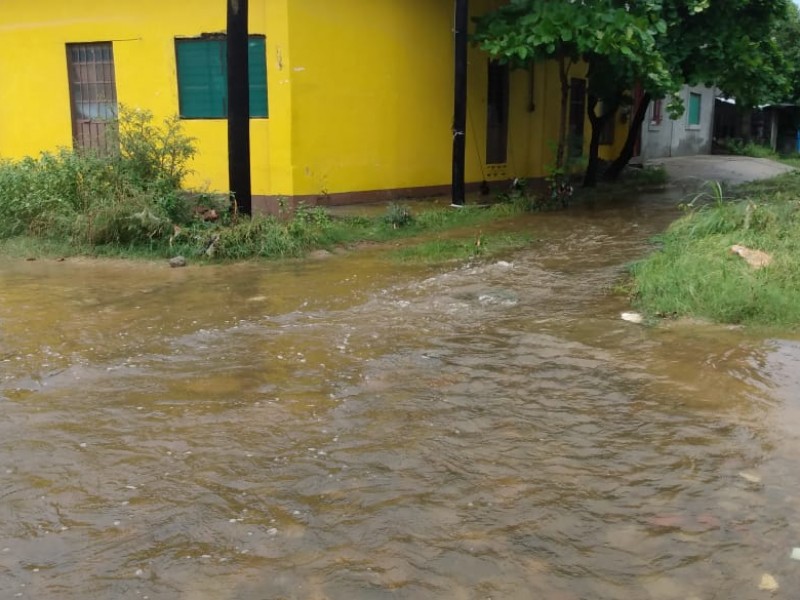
[1,0,628,211]
[635,85,717,163]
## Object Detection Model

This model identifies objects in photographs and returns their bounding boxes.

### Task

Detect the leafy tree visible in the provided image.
[581,9,679,187]
[773,2,800,103]
[474,0,674,187]
[604,0,789,180]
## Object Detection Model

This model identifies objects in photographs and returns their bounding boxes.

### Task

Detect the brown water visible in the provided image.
[1,194,800,600]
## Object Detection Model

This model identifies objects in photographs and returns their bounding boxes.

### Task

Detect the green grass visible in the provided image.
[717,138,781,159]
[630,172,800,327]
[0,105,540,265]
[0,180,532,263]
[779,155,800,169]
[623,165,669,187]
[390,232,533,264]
[0,237,79,259]
[718,138,800,167]
[0,113,539,264]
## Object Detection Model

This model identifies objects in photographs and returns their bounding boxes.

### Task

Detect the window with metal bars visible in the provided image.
[66,42,118,151]
[651,99,663,126]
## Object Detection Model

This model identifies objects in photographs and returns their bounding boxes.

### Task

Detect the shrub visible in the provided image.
[721,139,778,159]
[625,165,668,187]
[0,107,204,246]
[206,205,344,260]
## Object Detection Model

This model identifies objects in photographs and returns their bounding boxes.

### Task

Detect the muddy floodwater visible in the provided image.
[1,193,800,599]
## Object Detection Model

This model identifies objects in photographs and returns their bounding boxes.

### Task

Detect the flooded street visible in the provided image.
[1,193,800,599]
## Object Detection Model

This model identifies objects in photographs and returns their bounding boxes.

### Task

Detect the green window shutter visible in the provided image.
[176,39,226,118]
[688,93,702,126]
[248,36,268,118]
[176,36,268,119]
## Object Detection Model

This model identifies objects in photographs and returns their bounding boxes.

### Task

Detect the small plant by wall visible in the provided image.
[383,203,414,229]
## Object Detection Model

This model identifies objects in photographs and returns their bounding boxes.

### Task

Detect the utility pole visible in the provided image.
[227,0,252,215]
[451,0,469,207]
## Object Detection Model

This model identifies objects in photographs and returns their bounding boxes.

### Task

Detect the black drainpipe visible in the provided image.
[452,0,469,207]
[227,0,252,216]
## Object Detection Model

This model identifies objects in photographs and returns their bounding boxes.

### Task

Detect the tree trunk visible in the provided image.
[603,92,651,182]
[583,94,617,188]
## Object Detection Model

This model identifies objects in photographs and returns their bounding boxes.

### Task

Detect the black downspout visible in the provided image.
[227,0,252,216]
[452,0,469,207]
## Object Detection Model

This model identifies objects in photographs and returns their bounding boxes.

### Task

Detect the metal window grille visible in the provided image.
[66,42,118,151]
[651,99,663,125]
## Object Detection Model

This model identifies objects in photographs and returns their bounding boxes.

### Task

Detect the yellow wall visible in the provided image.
[287,0,454,196]
[598,99,631,163]
[1,1,628,202]
[285,0,557,197]
[0,0,293,196]
[284,0,625,198]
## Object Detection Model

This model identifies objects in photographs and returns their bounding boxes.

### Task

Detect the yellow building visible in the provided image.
[0,0,627,211]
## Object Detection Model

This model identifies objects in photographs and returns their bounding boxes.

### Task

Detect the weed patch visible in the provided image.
[391,232,533,264]
[630,172,800,327]
[718,139,779,159]
[624,165,668,187]
[0,106,218,249]
[0,111,536,263]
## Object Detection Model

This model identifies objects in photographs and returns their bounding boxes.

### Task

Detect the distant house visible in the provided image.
[758,105,800,154]
[715,98,800,155]
[1,0,628,211]
[635,84,716,163]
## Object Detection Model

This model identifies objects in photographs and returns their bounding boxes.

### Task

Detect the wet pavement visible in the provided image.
[650,155,795,187]
[1,188,800,599]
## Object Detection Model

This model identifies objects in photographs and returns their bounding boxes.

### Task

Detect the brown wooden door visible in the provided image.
[66,42,118,152]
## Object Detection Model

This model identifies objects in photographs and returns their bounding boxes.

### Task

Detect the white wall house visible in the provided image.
[638,85,716,162]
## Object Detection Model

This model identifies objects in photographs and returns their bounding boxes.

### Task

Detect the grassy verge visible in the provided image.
[0,173,532,263]
[390,232,533,264]
[718,139,780,159]
[715,138,800,169]
[621,165,669,188]
[184,200,531,263]
[0,108,534,265]
[629,173,800,327]
[779,156,800,169]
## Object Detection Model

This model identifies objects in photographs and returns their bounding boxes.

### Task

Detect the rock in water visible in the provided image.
[738,471,762,484]
[730,244,773,269]
[169,256,187,268]
[621,312,644,324]
[758,573,779,592]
